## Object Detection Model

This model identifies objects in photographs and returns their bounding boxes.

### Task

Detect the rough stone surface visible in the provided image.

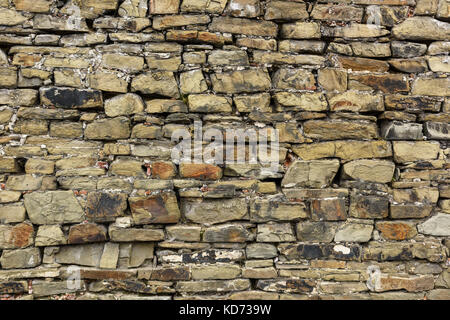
[0,0,448,301]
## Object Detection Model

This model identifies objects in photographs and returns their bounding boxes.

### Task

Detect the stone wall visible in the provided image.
[0,0,449,300]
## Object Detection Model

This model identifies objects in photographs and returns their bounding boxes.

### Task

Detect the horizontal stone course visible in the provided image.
[0,0,448,301]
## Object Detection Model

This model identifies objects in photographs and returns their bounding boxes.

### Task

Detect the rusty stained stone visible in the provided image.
[86,193,128,222]
[129,191,180,224]
[376,221,418,240]
[151,161,176,179]
[0,222,35,249]
[68,223,108,244]
[179,163,223,180]
[349,74,410,93]
[311,198,347,221]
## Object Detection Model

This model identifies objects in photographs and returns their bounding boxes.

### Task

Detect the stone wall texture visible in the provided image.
[0,0,449,300]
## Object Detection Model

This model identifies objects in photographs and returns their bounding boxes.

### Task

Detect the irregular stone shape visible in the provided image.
[0,157,21,173]
[328,91,384,112]
[349,74,409,94]
[246,243,277,259]
[176,279,250,293]
[161,249,244,264]
[0,8,28,25]
[274,92,327,111]
[376,221,418,240]
[279,243,361,261]
[179,69,207,94]
[0,205,26,224]
[428,56,450,73]
[104,93,145,117]
[381,121,423,140]
[391,41,427,58]
[110,160,145,177]
[250,199,308,222]
[129,192,181,224]
[6,174,43,191]
[424,122,450,140]
[342,160,395,183]
[23,191,84,225]
[256,222,296,242]
[150,0,179,14]
[390,204,433,219]
[152,14,211,30]
[55,243,104,267]
[296,222,339,243]
[0,248,41,269]
[372,275,435,293]
[84,117,131,140]
[350,194,389,219]
[182,198,248,224]
[188,94,232,113]
[118,0,148,17]
[35,225,66,246]
[179,163,222,180]
[257,279,315,293]
[392,17,450,41]
[109,226,165,242]
[146,99,187,113]
[311,198,347,221]
[211,69,271,94]
[264,1,307,20]
[68,223,108,244]
[0,280,28,294]
[181,0,227,13]
[203,224,254,242]
[281,160,340,188]
[272,68,316,90]
[0,89,38,106]
[418,213,450,236]
[333,55,389,72]
[0,191,22,204]
[166,225,201,242]
[88,71,128,93]
[191,264,241,280]
[99,242,120,269]
[86,193,128,222]
[0,222,34,249]
[324,23,389,38]
[293,140,392,161]
[303,120,378,140]
[281,22,321,39]
[131,72,179,98]
[411,77,450,97]
[389,57,429,73]
[209,17,277,37]
[334,223,373,243]
[129,243,155,268]
[393,141,441,163]
[40,87,103,109]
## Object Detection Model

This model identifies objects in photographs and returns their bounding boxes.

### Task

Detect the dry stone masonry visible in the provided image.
[0,0,449,300]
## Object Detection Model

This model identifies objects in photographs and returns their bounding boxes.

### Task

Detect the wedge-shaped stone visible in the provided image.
[418,213,450,236]
[129,192,181,224]
[131,72,179,98]
[35,225,66,246]
[282,160,340,188]
[342,160,395,183]
[40,87,103,109]
[324,23,390,38]
[392,17,450,41]
[0,8,29,26]
[24,191,84,225]
[182,198,248,224]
